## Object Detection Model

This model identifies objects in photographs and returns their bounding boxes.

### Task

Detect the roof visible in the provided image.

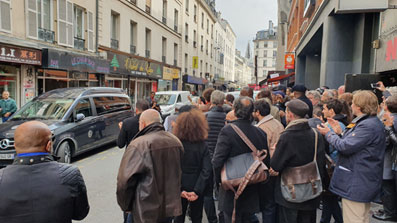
[254,28,278,41]
[37,87,127,99]
[155,91,190,95]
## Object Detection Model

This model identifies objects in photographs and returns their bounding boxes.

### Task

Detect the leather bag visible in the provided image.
[280,128,323,203]
[221,124,269,223]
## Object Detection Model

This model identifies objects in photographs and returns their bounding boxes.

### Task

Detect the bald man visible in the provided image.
[0,121,89,223]
[117,109,184,223]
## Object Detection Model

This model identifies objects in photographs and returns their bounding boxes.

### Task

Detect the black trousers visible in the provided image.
[223,211,255,223]
[174,197,204,223]
[382,178,397,216]
[278,205,316,223]
[204,173,218,223]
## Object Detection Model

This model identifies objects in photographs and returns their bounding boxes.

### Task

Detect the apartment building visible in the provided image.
[253,21,278,81]
[235,50,252,87]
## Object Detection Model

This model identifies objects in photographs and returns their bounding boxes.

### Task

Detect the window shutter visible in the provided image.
[26,0,38,38]
[87,11,94,51]
[0,0,11,32]
[57,0,73,47]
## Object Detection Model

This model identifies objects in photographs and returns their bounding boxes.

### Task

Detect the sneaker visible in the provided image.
[372,212,397,222]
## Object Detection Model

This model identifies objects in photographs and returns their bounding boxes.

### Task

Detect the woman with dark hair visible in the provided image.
[173,109,212,223]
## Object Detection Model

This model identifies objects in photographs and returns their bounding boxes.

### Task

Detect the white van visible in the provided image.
[154,91,191,116]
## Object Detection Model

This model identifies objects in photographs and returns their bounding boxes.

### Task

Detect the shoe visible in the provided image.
[372,212,397,222]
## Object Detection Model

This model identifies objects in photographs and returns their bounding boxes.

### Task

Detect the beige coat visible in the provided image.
[256,115,284,157]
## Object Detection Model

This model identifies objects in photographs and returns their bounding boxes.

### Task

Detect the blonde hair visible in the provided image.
[352,90,378,116]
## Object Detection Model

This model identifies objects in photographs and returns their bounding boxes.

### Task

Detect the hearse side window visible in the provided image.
[75,99,93,118]
[93,97,131,115]
[177,95,182,103]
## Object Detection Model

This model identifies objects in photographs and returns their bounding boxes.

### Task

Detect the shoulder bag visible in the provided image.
[280,128,323,203]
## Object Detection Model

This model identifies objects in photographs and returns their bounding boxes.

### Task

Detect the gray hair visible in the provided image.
[324,90,335,98]
[211,90,225,105]
[306,90,321,100]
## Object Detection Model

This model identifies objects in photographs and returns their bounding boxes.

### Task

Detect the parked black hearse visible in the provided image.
[0,87,133,166]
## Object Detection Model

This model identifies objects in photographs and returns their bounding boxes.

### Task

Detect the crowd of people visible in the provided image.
[0,82,396,223]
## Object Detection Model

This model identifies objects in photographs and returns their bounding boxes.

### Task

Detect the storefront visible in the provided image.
[107,52,162,105]
[0,43,42,108]
[159,66,180,91]
[182,75,207,95]
[40,49,110,95]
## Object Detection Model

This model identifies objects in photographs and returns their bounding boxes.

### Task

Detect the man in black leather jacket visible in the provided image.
[0,121,89,223]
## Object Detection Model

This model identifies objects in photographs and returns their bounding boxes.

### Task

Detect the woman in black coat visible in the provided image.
[173,108,212,223]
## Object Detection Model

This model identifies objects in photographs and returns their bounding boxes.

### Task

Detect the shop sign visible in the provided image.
[42,49,110,73]
[192,56,198,69]
[108,52,162,79]
[163,67,180,80]
[0,44,41,65]
[376,10,397,72]
[284,53,295,69]
[185,75,203,85]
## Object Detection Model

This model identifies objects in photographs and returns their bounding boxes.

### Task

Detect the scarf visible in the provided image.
[285,118,308,130]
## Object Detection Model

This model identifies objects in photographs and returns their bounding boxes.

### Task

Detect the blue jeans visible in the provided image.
[2,117,9,122]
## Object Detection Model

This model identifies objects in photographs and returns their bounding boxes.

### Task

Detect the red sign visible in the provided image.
[0,44,42,65]
[386,37,397,62]
[285,53,295,69]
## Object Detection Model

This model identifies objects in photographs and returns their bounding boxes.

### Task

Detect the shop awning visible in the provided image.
[262,72,295,84]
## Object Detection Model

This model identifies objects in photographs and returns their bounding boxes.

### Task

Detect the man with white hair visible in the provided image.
[306,90,321,107]
[117,109,184,223]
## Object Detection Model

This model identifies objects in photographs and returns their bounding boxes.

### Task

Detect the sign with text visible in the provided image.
[192,56,198,69]
[376,10,397,72]
[163,67,180,80]
[284,53,295,69]
[0,44,41,65]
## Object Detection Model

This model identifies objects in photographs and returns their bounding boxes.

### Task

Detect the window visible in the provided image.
[57,0,73,46]
[145,28,151,58]
[263,70,267,77]
[110,12,119,49]
[211,24,213,38]
[263,50,267,57]
[93,97,131,115]
[74,6,84,39]
[174,9,178,32]
[87,11,94,51]
[272,60,276,67]
[201,13,204,28]
[193,5,197,22]
[174,43,178,66]
[162,0,167,24]
[38,0,52,31]
[27,0,53,39]
[264,42,268,48]
[263,60,267,67]
[0,0,11,32]
[273,51,277,57]
[185,0,189,12]
[274,41,278,48]
[207,19,209,33]
[184,53,188,73]
[145,0,151,14]
[162,37,167,62]
[130,21,137,54]
[74,99,92,118]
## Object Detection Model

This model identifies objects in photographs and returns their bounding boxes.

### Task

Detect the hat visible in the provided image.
[286,99,309,118]
[273,91,285,98]
[272,85,287,92]
[292,84,307,93]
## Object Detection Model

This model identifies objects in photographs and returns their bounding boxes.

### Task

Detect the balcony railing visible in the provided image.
[130,45,136,55]
[185,35,188,43]
[162,56,166,63]
[145,50,150,58]
[128,0,136,4]
[193,41,197,48]
[146,5,151,14]
[162,17,167,25]
[74,37,85,50]
[38,27,55,43]
[111,38,119,49]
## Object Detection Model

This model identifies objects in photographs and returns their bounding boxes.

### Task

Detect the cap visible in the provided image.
[273,91,286,98]
[292,84,307,93]
[286,99,309,118]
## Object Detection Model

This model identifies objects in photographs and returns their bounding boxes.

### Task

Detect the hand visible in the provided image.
[327,118,342,135]
[317,123,331,135]
[376,81,386,92]
[186,192,198,202]
[383,112,394,127]
[279,110,285,118]
[4,112,10,118]
[269,168,279,176]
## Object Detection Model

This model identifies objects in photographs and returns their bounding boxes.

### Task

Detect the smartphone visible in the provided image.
[370,83,380,89]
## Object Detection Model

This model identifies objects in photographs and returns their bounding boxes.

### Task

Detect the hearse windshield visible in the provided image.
[11,98,74,120]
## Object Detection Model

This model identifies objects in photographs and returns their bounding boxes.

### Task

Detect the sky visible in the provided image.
[216,0,278,56]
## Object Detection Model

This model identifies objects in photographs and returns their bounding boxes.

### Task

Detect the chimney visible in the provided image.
[269,20,274,31]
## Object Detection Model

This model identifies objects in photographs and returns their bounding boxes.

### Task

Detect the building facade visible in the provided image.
[286,0,396,89]
[276,0,292,71]
[253,21,278,82]
[235,49,252,87]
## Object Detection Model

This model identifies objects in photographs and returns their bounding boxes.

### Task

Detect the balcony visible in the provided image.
[162,17,167,25]
[185,35,189,43]
[74,37,85,50]
[128,0,136,5]
[130,45,136,55]
[145,50,150,58]
[162,56,166,63]
[174,25,178,33]
[111,38,119,49]
[146,5,151,14]
[174,60,177,66]
[38,28,55,43]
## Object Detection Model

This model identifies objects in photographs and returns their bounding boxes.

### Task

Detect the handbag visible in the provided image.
[220,124,269,223]
[280,128,323,203]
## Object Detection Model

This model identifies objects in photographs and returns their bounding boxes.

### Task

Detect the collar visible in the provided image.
[255,115,273,127]
[285,118,309,130]
[133,122,165,140]
[210,106,224,112]
[17,152,50,157]
[352,114,367,124]
[13,154,56,165]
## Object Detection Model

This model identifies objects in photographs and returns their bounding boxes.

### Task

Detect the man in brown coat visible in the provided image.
[117,109,184,223]
[254,99,284,157]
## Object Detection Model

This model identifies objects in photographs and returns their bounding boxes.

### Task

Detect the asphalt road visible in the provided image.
[72,144,391,223]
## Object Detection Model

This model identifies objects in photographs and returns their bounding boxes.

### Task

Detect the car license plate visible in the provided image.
[0,153,15,160]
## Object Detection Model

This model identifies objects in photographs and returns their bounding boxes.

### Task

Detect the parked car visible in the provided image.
[0,87,133,166]
[154,91,191,116]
